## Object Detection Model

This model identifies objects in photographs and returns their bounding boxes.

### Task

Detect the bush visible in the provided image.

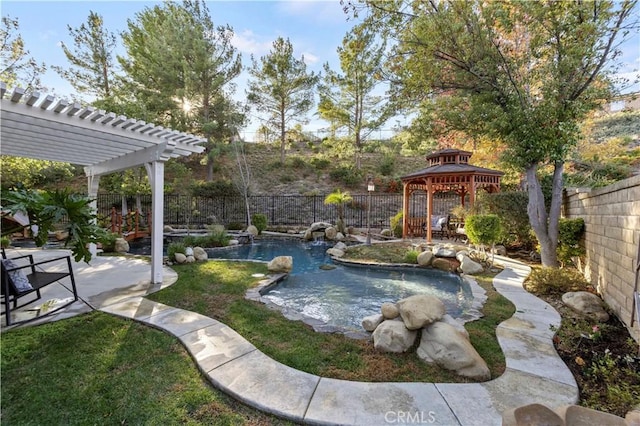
[378,154,395,176]
[329,166,363,187]
[525,267,591,296]
[167,242,186,261]
[251,214,268,234]
[99,232,119,253]
[310,158,330,170]
[191,180,238,197]
[227,222,244,231]
[0,236,9,248]
[558,218,585,267]
[465,214,502,247]
[479,191,535,249]
[404,249,419,264]
[182,225,230,248]
[390,211,403,238]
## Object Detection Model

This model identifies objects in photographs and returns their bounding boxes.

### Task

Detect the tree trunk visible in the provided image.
[525,163,561,267]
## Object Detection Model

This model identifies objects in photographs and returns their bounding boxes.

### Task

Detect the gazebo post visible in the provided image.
[426,178,433,242]
[402,182,410,238]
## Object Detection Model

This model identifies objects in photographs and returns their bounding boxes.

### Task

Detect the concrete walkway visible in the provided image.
[2,249,578,425]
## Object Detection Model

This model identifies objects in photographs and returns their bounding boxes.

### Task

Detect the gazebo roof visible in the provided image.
[401,148,503,181]
[0,83,205,176]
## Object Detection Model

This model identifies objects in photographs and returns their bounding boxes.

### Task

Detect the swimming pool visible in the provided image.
[208,239,474,333]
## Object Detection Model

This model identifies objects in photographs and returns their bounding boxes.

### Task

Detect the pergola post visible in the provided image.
[426,178,433,242]
[87,173,101,258]
[147,161,165,284]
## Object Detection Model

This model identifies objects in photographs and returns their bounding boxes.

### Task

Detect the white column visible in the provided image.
[87,173,101,258]
[146,161,165,284]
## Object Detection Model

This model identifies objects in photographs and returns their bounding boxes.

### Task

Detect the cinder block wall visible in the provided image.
[563,175,640,342]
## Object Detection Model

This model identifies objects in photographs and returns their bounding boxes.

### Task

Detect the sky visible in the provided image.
[2,0,639,141]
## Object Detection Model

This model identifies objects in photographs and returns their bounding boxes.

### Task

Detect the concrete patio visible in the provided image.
[1,247,578,425]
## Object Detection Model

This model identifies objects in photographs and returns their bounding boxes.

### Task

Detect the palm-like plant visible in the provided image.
[324,189,352,234]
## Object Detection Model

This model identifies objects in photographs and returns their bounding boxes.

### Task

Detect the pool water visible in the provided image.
[208,239,473,333]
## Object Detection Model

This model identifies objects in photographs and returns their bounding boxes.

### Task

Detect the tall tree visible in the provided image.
[361,0,637,267]
[120,0,242,179]
[317,23,394,168]
[53,11,117,99]
[0,15,46,91]
[246,37,319,164]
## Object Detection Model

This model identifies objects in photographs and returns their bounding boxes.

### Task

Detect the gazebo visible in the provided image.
[400,148,503,241]
[0,83,206,284]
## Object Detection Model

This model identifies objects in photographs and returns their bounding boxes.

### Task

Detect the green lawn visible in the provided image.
[1,248,514,423]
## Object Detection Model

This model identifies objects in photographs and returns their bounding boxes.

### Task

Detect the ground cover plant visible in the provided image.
[0,312,290,425]
[525,267,640,417]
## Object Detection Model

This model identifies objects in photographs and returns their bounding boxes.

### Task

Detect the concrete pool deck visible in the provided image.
[2,248,578,425]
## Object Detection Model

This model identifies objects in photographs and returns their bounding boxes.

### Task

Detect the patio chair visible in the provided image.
[1,249,78,326]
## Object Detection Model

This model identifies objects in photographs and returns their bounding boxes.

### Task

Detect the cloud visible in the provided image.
[301,52,319,65]
[232,30,273,56]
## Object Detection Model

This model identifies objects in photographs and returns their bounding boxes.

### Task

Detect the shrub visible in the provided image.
[479,191,535,249]
[99,232,119,253]
[465,214,502,247]
[329,166,363,187]
[378,154,395,176]
[310,158,330,170]
[390,211,403,238]
[227,222,244,231]
[404,249,419,264]
[191,180,238,197]
[167,242,186,261]
[251,214,268,234]
[0,236,9,248]
[525,267,591,296]
[285,156,307,169]
[558,218,585,267]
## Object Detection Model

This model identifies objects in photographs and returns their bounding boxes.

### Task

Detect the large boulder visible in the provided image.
[556,405,627,426]
[432,258,457,272]
[324,226,338,241]
[417,250,434,266]
[114,238,130,253]
[433,245,457,258]
[326,248,345,258]
[174,252,187,264]
[458,254,484,275]
[417,321,490,381]
[561,291,610,322]
[397,294,446,330]
[440,314,469,339]
[362,314,384,332]
[372,320,417,353]
[334,242,348,251]
[501,404,563,426]
[193,246,208,261]
[267,256,293,273]
[246,225,259,236]
[381,302,399,319]
[309,222,333,232]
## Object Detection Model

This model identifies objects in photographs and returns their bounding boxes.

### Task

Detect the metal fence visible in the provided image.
[96,192,461,230]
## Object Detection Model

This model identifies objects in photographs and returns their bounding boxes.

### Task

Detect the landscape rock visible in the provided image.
[433,245,457,258]
[372,320,417,353]
[267,256,293,273]
[417,321,490,381]
[501,403,563,426]
[193,246,208,261]
[381,228,392,237]
[397,294,446,330]
[309,222,333,232]
[362,314,384,332]
[163,225,175,233]
[417,250,434,266]
[185,246,194,256]
[381,302,399,319]
[228,239,240,246]
[440,314,469,339]
[326,248,345,258]
[432,258,457,272]
[303,229,313,241]
[335,232,345,241]
[492,245,507,256]
[556,404,627,426]
[561,291,610,322]
[174,252,187,264]
[458,254,484,275]
[186,255,196,263]
[325,226,338,240]
[334,242,348,251]
[114,238,130,253]
[246,225,259,236]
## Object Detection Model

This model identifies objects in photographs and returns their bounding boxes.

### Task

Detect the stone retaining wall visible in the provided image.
[563,175,640,342]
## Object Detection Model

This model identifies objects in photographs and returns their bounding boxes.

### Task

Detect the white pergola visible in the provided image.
[0,82,206,283]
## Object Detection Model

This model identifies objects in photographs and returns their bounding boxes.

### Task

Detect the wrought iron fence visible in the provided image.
[96,193,460,230]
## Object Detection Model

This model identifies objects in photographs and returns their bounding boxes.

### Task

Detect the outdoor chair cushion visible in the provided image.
[1,259,33,292]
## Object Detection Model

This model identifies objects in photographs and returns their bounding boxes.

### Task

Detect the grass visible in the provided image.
[146,256,514,382]
[0,312,289,425]
[1,244,516,423]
